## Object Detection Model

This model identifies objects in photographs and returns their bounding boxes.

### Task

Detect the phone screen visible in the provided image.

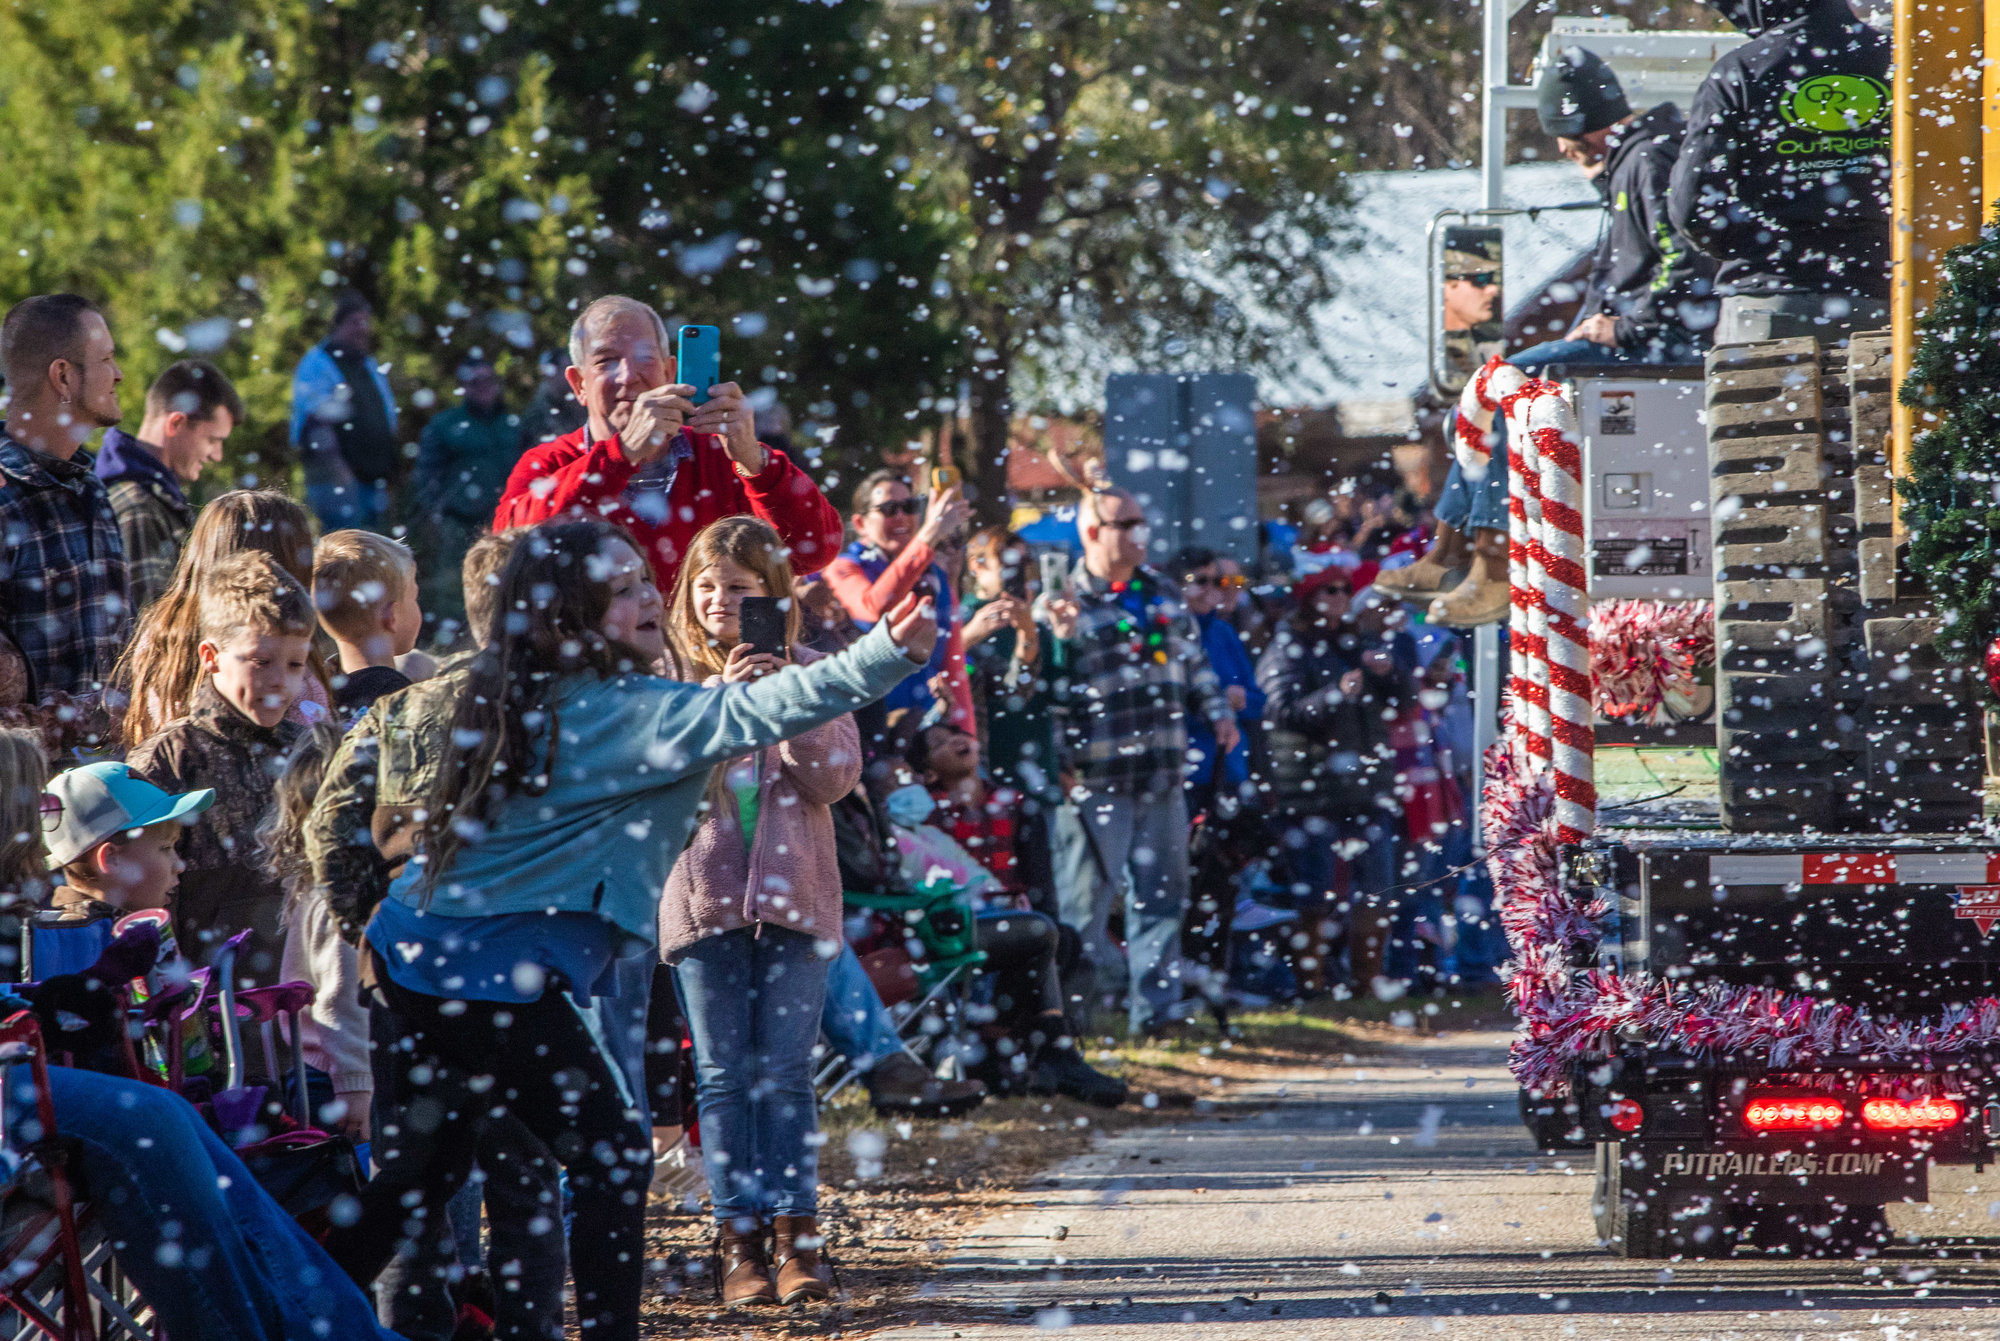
[738,596,787,657]
[677,324,722,406]
[1038,551,1069,596]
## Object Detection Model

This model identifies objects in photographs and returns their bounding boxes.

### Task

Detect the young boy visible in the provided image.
[312,529,423,719]
[128,551,315,982]
[28,762,214,977]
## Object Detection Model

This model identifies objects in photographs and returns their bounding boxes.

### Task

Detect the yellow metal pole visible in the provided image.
[1892,0,1984,480]
[1985,0,2000,208]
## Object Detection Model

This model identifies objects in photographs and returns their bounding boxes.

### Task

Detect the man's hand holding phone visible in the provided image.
[618,385,692,466]
[687,380,766,474]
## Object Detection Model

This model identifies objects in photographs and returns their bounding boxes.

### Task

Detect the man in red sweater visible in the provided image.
[492,295,842,591]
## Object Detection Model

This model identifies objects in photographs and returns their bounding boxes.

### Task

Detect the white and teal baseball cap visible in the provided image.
[43,762,214,868]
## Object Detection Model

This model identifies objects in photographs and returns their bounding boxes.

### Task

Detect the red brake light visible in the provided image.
[1606,1098,1644,1133]
[1860,1097,1963,1131]
[1743,1097,1845,1131]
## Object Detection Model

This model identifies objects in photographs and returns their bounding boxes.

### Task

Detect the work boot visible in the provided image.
[718,1218,776,1306]
[864,1051,988,1118]
[1426,527,1511,628]
[1375,519,1470,602]
[1027,1041,1130,1108]
[771,1215,834,1304]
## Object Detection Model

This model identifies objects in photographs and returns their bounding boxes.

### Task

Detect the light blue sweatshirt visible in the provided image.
[383,620,917,946]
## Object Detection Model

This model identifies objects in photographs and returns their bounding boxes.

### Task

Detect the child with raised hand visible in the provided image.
[27,759,213,978]
[662,515,863,1307]
[127,550,315,983]
[322,517,935,1340]
[312,529,424,720]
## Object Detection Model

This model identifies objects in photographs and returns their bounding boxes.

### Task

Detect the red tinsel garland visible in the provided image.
[1589,598,1714,724]
[1486,707,2000,1095]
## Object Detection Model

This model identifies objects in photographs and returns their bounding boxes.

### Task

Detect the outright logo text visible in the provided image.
[1662,1151,1886,1179]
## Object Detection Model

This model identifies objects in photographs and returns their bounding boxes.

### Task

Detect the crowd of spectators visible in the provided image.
[0,286,1497,1341]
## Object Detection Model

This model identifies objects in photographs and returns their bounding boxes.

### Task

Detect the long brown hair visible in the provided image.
[0,727,49,899]
[419,519,653,890]
[258,720,344,926]
[115,489,330,745]
[666,516,802,681]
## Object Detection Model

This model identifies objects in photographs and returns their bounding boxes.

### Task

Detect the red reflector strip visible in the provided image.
[1802,853,1897,884]
[1607,1099,1643,1133]
[1860,1097,1963,1131]
[1743,1098,1845,1131]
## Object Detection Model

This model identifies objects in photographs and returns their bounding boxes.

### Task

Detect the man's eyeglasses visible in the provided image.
[867,499,923,517]
[40,792,61,833]
[1097,517,1146,532]
[1450,271,1499,288]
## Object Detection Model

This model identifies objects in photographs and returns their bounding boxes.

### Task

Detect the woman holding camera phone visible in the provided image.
[661,515,867,1306]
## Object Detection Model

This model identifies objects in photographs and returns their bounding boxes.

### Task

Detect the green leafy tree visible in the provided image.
[1900,224,2000,662]
[868,0,1498,516]
[0,0,956,498]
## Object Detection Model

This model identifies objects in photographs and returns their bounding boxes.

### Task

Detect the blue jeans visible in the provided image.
[822,940,905,1071]
[1435,337,1660,534]
[306,480,392,533]
[1280,812,1396,987]
[5,1062,399,1341]
[674,926,831,1223]
[1053,788,1192,1033]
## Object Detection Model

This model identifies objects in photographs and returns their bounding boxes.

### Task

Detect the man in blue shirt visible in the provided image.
[1170,547,1263,816]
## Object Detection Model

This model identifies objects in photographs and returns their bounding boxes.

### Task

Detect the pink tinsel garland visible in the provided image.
[1589,598,1715,724]
[1486,714,2000,1094]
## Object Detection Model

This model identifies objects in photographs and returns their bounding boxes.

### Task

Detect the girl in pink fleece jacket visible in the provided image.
[660,516,863,1308]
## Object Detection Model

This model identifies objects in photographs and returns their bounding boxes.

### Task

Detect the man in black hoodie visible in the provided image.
[1667,0,1890,342]
[1415,49,1717,627]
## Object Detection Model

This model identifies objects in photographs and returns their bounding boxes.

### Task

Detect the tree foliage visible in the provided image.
[1900,224,2000,662]
[0,0,957,491]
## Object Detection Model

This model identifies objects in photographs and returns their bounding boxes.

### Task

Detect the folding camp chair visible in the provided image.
[0,1012,161,1341]
[815,878,989,1105]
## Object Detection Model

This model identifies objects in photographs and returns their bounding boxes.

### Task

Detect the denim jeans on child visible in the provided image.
[673,925,831,1223]
[821,939,906,1072]
[4,1061,398,1341]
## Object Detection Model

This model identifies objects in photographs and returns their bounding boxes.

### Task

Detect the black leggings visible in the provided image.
[326,979,653,1341]
[975,910,1067,1027]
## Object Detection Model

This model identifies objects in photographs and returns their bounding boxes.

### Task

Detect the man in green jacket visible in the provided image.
[409,358,522,643]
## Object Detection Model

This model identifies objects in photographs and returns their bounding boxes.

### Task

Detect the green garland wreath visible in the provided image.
[1900,225,2000,662]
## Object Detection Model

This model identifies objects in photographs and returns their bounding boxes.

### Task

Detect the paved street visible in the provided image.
[877,1032,2000,1339]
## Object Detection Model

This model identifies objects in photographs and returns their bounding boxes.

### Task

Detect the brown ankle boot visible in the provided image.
[1427,527,1512,627]
[1376,519,1470,601]
[771,1214,833,1304]
[718,1218,777,1306]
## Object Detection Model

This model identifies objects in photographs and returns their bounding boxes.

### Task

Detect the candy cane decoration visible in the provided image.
[1456,358,1539,757]
[1518,379,1595,843]
[1503,382,1553,771]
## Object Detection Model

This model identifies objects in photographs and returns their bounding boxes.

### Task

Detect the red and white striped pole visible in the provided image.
[1457,358,1537,754]
[1518,379,1595,843]
[1503,383,1553,772]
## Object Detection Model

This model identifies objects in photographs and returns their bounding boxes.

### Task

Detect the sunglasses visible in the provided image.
[867,499,923,517]
[40,792,61,833]
[1096,518,1146,532]
[1451,272,1498,287]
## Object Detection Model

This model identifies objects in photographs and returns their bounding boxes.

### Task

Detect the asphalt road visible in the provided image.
[876,1031,2000,1339]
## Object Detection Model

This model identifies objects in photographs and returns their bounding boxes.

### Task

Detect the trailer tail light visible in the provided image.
[1605,1099,1644,1133]
[1860,1097,1963,1131]
[1742,1097,1845,1132]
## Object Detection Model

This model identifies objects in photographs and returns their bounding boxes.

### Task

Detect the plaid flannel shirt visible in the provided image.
[1051,565,1233,799]
[0,437,129,696]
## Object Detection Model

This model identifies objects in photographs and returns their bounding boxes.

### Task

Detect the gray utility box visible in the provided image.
[1569,366,1711,602]
[1103,372,1258,569]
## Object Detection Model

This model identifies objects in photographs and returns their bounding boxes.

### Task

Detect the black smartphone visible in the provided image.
[738,596,787,657]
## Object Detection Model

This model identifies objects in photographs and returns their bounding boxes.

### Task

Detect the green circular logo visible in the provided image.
[1782,74,1889,132]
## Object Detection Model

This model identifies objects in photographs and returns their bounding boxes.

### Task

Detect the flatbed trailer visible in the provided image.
[1552,827,2000,1256]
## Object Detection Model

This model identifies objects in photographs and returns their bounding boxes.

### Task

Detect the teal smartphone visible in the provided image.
[677,324,721,405]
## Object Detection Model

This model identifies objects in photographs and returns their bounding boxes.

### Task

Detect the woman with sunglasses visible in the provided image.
[824,469,971,728]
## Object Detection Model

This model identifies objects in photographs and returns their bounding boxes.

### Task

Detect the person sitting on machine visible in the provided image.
[1384,46,1716,627]
[1668,0,1890,346]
